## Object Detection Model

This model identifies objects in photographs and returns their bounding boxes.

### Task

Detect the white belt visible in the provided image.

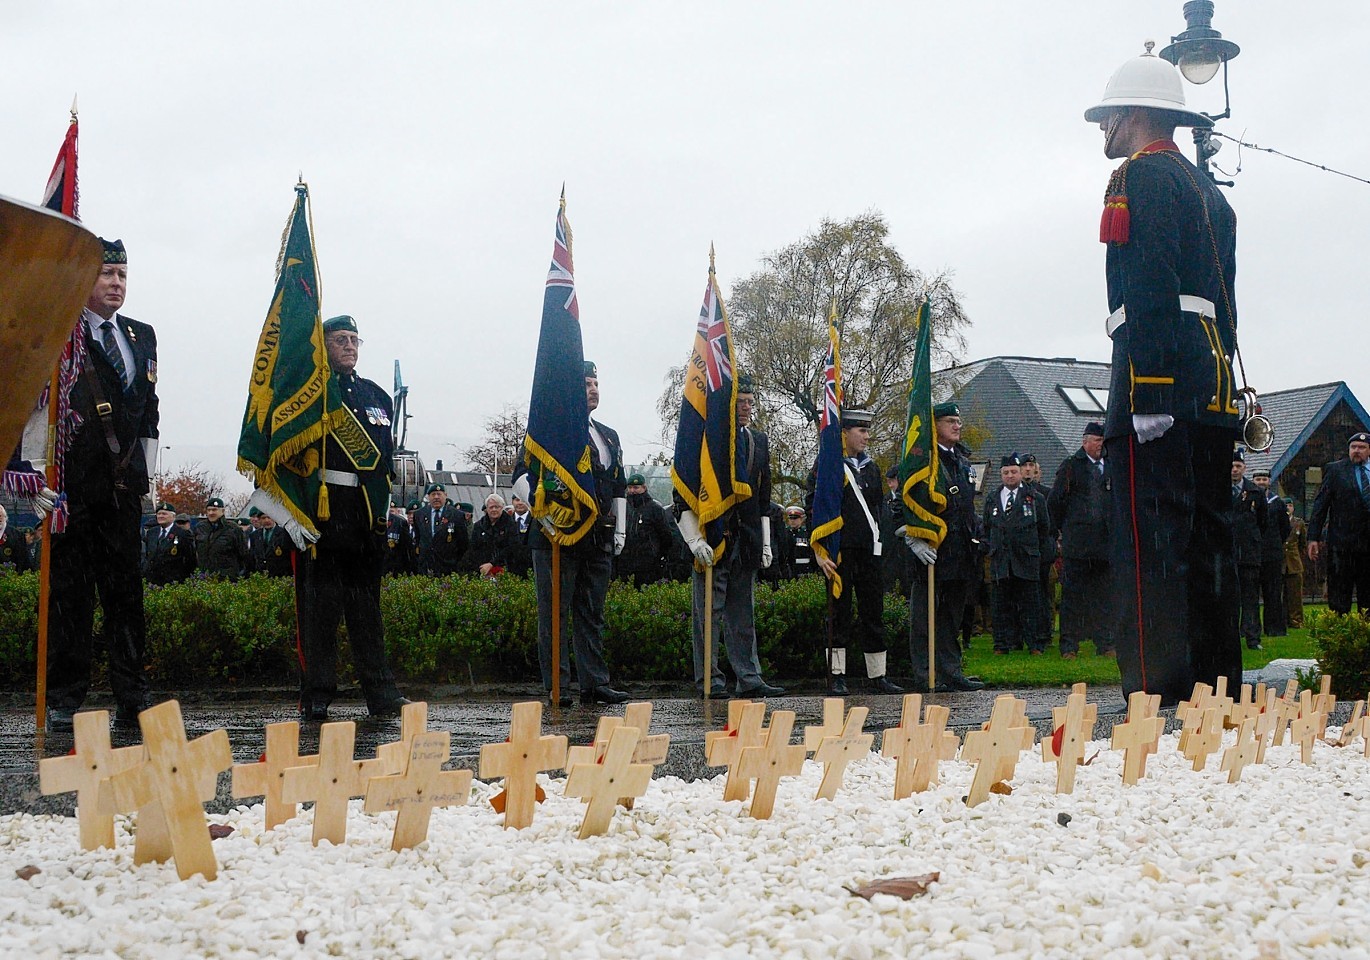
[322,469,359,487]
[1105,295,1216,339]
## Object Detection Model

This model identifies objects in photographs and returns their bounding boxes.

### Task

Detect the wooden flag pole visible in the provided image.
[551,541,562,709]
[926,564,936,692]
[35,362,59,732]
[825,579,835,694]
[702,564,713,699]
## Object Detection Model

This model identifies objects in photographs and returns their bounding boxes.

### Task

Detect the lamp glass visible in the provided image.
[1179,51,1222,84]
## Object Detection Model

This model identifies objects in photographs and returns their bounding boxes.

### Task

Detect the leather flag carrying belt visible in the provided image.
[1105,295,1216,338]
[321,468,359,488]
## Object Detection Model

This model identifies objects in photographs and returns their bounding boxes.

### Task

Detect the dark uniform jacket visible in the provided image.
[383,515,416,576]
[1049,449,1110,562]
[1261,492,1291,563]
[1284,518,1307,575]
[248,526,295,577]
[1308,459,1370,554]
[464,511,517,574]
[983,484,1052,582]
[0,529,33,572]
[616,492,674,581]
[759,502,794,584]
[506,510,533,576]
[806,453,882,557]
[315,372,395,556]
[675,425,771,571]
[1231,478,1267,568]
[143,523,195,583]
[935,443,981,582]
[194,520,249,579]
[531,417,628,556]
[879,490,911,592]
[414,503,469,574]
[1103,144,1240,438]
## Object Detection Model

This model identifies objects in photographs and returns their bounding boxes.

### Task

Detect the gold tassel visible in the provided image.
[318,482,330,521]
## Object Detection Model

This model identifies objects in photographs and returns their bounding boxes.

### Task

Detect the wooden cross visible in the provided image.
[280,721,389,846]
[1110,691,1164,785]
[803,698,848,752]
[1176,683,1211,753]
[1228,684,1261,729]
[563,702,668,810]
[812,706,873,801]
[1270,690,1302,747]
[563,726,653,839]
[364,731,472,851]
[1312,674,1336,718]
[375,701,431,774]
[231,721,318,830]
[100,700,232,880]
[735,710,806,820]
[881,694,959,800]
[1336,700,1368,748]
[1219,716,1260,783]
[1253,688,1279,764]
[38,710,145,850]
[1180,706,1224,772]
[1290,690,1322,764]
[962,695,1035,808]
[1042,685,1093,794]
[479,701,568,829]
[704,700,766,802]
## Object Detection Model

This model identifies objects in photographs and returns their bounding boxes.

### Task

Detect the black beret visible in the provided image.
[323,315,358,334]
[155,501,175,513]
[736,372,755,394]
[885,465,899,480]
[1022,454,1037,464]
[1350,432,1370,446]
[206,497,225,508]
[1232,448,1245,463]
[1000,454,1021,467]
[99,238,126,264]
[1084,422,1105,437]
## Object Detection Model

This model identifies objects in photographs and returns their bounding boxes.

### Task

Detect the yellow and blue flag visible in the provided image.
[809,303,846,596]
[899,300,948,546]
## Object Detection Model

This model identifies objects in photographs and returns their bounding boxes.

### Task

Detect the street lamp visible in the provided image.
[1159,1,1241,183]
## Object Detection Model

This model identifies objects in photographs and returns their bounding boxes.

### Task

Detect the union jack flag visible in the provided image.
[698,279,732,393]
[545,200,578,319]
[809,304,846,595]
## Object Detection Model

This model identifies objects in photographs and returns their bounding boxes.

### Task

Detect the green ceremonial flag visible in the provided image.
[899,299,948,547]
[234,183,375,550]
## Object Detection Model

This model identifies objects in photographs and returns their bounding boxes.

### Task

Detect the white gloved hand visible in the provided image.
[33,487,58,516]
[612,497,627,556]
[907,537,937,565]
[1132,414,1174,444]
[676,509,715,567]
[760,517,773,569]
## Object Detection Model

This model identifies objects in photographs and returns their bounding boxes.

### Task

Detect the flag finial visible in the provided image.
[69,94,78,121]
[709,242,715,272]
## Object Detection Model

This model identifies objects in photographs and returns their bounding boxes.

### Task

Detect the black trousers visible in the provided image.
[47,492,149,712]
[1327,548,1370,616]
[294,540,400,711]
[1059,557,1114,654]
[532,545,614,694]
[832,548,886,660]
[1037,561,1055,643]
[992,577,1040,652]
[1260,558,1286,635]
[1236,564,1262,645]
[1107,422,1240,705]
[909,573,970,685]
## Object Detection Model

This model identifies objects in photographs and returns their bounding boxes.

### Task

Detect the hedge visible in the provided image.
[1311,608,1370,700]
[0,571,924,688]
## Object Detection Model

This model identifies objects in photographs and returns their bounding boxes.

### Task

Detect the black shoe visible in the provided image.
[1247,642,1263,651]
[548,693,574,708]
[46,708,75,732]
[699,686,730,700]
[869,676,904,695]
[369,697,413,719]
[581,685,631,706]
[113,699,153,729]
[300,703,329,723]
[942,675,986,692]
[736,681,787,698]
[828,676,849,696]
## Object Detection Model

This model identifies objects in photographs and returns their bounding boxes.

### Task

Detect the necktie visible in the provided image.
[1358,465,1370,508]
[1096,460,1104,475]
[1005,489,1016,512]
[99,320,129,388]
[432,510,438,537]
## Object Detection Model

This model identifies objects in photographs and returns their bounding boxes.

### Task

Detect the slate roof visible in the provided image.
[1244,382,1370,477]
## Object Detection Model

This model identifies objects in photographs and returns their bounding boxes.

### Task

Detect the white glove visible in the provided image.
[907,537,937,565]
[612,497,627,556]
[33,487,58,516]
[142,438,156,478]
[1132,414,1174,444]
[676,509,715,567]
[761,517,773,569]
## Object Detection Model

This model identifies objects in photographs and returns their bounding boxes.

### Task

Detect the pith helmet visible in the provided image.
[1084,43,1212,128]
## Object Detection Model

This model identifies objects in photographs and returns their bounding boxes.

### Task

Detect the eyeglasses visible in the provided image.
[327,335,363,347]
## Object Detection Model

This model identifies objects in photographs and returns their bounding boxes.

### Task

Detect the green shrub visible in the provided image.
[1311,609,1370,701]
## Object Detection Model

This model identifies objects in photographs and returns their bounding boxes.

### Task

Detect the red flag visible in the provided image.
[42,119,79,219]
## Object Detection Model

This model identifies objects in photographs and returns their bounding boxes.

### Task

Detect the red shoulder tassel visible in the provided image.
[1099,196,1130,244]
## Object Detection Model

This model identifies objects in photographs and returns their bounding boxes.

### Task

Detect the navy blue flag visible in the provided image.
[809,304,846,596]
[521,192,598,546]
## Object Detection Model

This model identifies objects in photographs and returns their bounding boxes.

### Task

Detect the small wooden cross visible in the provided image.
[38,710,145,850]
[1219,716,1260,783]
[881,694,959,800]
[962,695,1035,808]
[1312,674,1336,718]
[1181,706,1224,772]
[281,721,388,846]
[704,700,766,802]
[375,701,432,774]
[1336,700,1367,747]
[99,701,232,880]
[364,731,472,851]
[1290,690,1322,764]
[1227,684,1260,729]
[231,721,317,830]
[1253,688,1279,764]
[563,726,653,839]
[479,701,568,829]
[1270,690,1302,747]
[803,698,847,753]
[562,703,668,810]
[1042,686,1093,794]
[1110,691,1164,785]
[1176,683,1211,753]
[735,710,806,820]
[812,706,873,801]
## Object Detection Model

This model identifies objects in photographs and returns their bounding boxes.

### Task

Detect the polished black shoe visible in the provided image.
[548,693,574,708]
[736,681,786,698]
[113,699,154,729]
[699,686,730,700]
[300,703,330,723]
[828,676,849,696]
[942,675,986,692]
[581,685,631,706]
[47,708,76,732]
[869,676,904,695]
[1247,642,1263,651]
[369,697,414,719]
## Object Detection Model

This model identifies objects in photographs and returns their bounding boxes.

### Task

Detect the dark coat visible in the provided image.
[935,444,981,582]
[1260,492,1291,563]
[414,503,469,575]
[530,416,628,556]
[194,520,249,579]
[143,523,195,583]
[315,372,395,556]
[805,454,882,557]
[0,529,33,573]
[763,504,797,583]
[248,526,295,577]
[506,511,532,577]
[464,511,517,573]
[1049,449,1110,562]
[616,493,674,581]
[383,515,416,576]
[1308,458,1370,554]
[983,484,1051,582]
[671,425,771,571]
[1231,478,1267,568]
[880,491,911,593]
[1103,146,1240,438]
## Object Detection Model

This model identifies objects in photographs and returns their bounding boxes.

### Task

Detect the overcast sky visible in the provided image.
[5,2,1368,492]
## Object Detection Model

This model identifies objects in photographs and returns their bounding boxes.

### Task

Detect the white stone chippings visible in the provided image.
[3,733,1370,958]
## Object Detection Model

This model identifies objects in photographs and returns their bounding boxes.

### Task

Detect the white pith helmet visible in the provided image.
[1084,41,1213,128]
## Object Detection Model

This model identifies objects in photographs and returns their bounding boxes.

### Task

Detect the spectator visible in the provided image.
[247,508,295,577]
[414,483,467,576]
[1048,422,1113,658]
[1252,469,1290,637]
[465,493,517,577]
[0,505,33,573]
[983,454,1051,655]
[25,526,42,571]
[615,472,674,586]
[506,494,533,577]
[783,505,815,578]
[194,496,250,579]
[1231,450,1267,649]
[880,466,912,600]
[143,500,195,584]
[1283,499,1307,629]
[382,504,416,576]
[1020,454,1057,649]
[759,502,794,585]
[1308,432,1370,616]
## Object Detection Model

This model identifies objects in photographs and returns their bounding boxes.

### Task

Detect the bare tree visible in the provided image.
[463,404,528,474]
[156,462,225,515]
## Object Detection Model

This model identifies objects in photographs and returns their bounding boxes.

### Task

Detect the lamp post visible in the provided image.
[1159,1,1241,185]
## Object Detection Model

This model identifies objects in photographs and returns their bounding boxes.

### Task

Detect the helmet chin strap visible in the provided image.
[1103,111,1125,155]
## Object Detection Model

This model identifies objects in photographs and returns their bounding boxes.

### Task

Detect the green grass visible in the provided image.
[960,608,1323,688]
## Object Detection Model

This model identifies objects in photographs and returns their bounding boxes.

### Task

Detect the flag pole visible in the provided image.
[825,579,835,694]
[551,541,562,709]
[35,380,58,732]
[927,564,936,691]
[702,564,713,699]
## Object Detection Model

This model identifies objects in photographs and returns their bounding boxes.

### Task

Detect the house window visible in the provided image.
[1059,386,1105,414]
[1088,387,1109,410]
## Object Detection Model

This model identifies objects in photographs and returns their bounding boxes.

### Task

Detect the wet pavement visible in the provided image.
[2,681,1352,817]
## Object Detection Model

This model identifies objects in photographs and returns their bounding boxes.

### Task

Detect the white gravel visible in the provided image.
[4,727,1370,960]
